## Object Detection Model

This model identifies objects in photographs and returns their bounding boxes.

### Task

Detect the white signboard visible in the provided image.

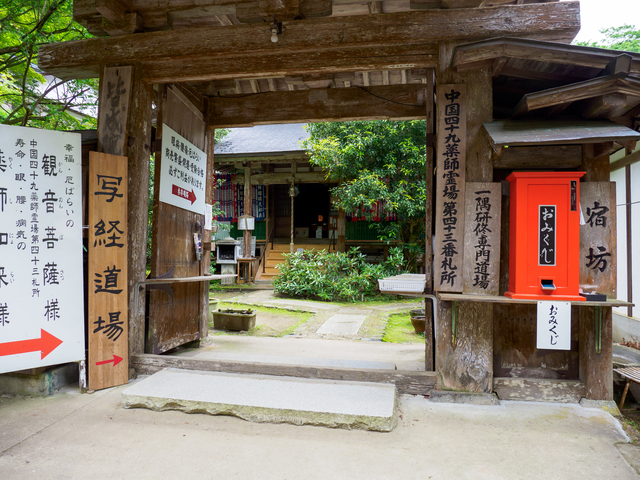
[0,125,84,373]
[204,204,213,231]
[537,301,571,351]
[159,124,206,215]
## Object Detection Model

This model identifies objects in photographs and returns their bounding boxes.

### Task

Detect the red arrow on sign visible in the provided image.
[0,329,63,360]
[95,354,123,367]
[172,184,197,205]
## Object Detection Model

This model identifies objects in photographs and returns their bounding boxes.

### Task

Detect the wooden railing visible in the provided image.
[257,222,275,276]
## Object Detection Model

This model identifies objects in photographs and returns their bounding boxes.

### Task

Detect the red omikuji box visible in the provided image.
[505,172,585,301]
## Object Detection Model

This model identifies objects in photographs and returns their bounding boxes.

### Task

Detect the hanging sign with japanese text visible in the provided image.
[434,84,466,292]
[159,124,206,215]
[580,182,616,298]
[88,152,128,390]
[537,301,571,350]
[0,125,84,373]
[463,183,501,295]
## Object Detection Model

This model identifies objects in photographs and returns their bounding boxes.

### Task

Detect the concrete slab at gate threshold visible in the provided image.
[316,314,367,335]
[122,368,397,431]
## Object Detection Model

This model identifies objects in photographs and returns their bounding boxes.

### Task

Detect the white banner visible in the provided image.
[537,301,571,351]
[159,125,206,215]
[0,125,84,373]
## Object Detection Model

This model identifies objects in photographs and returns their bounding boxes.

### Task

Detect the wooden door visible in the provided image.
[147,86,207,354]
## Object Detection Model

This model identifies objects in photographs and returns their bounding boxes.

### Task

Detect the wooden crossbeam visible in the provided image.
[208,84,427,127]
[95,0,132,24]
[41,2,580,80]
[512,75,640,118]
[611,149,640,171]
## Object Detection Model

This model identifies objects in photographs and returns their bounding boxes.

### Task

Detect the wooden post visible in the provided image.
[337,208,346,253]
[625,153,633,317]
[126,65,153,363]
[96,64,152,374]
[290,164,296,254]
[243,165,252,261]
[434,41,494,393]
[579,142,614,400]
[202,122,216,337]
[424,68,435,371]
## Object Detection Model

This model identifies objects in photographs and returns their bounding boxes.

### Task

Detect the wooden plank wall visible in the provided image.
[148,85,207,354]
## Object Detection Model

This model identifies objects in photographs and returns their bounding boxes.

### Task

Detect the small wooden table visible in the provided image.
[615,367,640,410]
[237,257,257,284]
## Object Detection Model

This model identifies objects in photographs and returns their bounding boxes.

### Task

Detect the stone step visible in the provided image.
[122,368,397,431]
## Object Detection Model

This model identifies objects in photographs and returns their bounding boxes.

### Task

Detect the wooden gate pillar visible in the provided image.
[96,64,152,370]
[434,42,494,393]
[579,143,614,401]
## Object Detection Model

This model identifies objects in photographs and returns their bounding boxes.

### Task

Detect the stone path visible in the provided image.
[221,288,421,340]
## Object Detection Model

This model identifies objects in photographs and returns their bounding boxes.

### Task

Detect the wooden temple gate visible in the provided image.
[38,1,640,401]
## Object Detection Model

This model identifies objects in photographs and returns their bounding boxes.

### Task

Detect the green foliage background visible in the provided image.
[273,246,405,302]
[1,0,98,129]
[575,24,639,53]
[303,120,427,269]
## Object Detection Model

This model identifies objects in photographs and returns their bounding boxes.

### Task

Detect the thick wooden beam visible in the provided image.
[41,2,580,80]
[208,84,427,127]
[493,145,583,169]
[69,45,436,84]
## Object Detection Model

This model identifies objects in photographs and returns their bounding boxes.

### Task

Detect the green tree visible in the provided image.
[303,120,427,270]
[0,0,97,129]
[576,24,639,53]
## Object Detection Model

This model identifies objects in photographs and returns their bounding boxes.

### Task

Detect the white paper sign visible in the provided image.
[537,301,571,350]
[204,204,213,231]
[0,125,84,373]
[159,124,206,215]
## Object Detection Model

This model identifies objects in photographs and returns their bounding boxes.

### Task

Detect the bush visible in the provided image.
[273,247,405,302]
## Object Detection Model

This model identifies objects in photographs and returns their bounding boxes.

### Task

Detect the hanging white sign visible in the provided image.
[537,301,571,350]
[0,125,84,373]
[158,124,206,215]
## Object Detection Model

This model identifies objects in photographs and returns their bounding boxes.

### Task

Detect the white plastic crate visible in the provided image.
[378,274,426,293]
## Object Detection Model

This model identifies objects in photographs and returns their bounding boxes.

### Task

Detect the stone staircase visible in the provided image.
[260,243,334,281]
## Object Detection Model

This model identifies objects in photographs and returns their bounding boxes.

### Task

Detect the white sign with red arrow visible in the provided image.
[0,125,84,374]
[158,124,206,215]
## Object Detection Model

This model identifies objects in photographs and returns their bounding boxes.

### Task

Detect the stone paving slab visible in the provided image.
[316,314,367,335]
[122,368,397,432]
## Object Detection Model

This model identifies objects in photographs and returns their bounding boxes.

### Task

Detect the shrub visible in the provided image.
[273,247,405,302]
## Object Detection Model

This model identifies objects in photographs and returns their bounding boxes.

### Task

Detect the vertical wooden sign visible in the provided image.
[434,84,466,292]
[97,66,132,156]
[463,183,501,295]
[580,182,617,298]
[88,152,128,390]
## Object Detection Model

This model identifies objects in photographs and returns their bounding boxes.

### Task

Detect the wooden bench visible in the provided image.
[615,367,640,410]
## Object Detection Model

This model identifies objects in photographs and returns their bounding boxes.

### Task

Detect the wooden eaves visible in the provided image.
[483,119,640,152]
[452,37,640,77]
[512,75,640,118]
